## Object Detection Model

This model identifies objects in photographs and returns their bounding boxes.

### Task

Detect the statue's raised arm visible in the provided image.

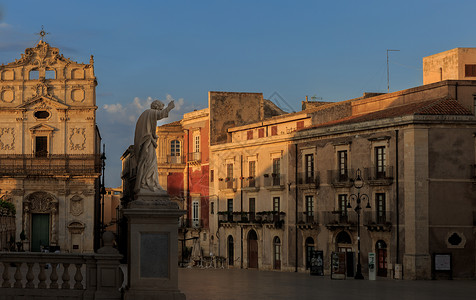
[133,100,174,196]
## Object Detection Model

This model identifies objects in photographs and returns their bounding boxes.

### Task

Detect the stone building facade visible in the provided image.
[0,41,101,253]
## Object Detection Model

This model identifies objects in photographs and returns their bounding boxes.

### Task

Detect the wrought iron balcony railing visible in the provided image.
[363,166,394,185]
[0,154,101,176]
[167,155,185,164]
[297,212,318,225]
[179,218,204,229]
[327,169,355,187]
[187,152,201,163]
[297,172,320,188]
[218,178,237,191]
[218,211,286,228]
[242,177,260,190]
[263,174,286,189]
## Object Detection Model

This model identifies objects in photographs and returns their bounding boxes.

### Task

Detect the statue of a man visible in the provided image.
[134,100,175,195]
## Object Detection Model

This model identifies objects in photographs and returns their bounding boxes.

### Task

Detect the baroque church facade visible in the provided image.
[0,40,101,252]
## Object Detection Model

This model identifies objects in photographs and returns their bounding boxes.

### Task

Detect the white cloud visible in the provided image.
[101,94,194,126]
[0,23,11,29]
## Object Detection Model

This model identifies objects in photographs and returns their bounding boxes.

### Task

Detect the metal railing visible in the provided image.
[327,169,355,186]
[218,211,285,226]
[218,178,237,191]
[363,166,394,181]
[363,210,393,225]
[296,212,318,225]
[297,172,320,187]
[167,155,185,164]
[263,174,286,188]
[242,177,259,189]
[322,210,358,225]
[187,152,201,163]
[179,218,204,229]
[0,154,101,176]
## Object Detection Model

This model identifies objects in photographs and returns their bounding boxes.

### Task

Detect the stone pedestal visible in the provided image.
[123,193,186,300]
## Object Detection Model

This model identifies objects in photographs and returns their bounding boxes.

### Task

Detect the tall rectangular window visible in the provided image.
[273,197,280,212]
[226,163,234,189]
[227,199,233,213]
[305,154,314,183]
[338,150,348,181]
[273,158,281,186]
[305,195,314,217]
[297,121,304,130]
[376,193,386,223]
[194,135,200,153]
[249,198,255,221]
[249,161,256,187]
[192,201,199,226]
[271,126,278,136]
[210,170,214,182]
[210,202,214,215]
[375,146,386,178]
[338,194,348,222]
[35,136,48,157]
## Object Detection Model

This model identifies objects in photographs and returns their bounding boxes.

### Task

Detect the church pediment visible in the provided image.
[17,95,69,111]
[4,40,83,68]
[29,123,56,133]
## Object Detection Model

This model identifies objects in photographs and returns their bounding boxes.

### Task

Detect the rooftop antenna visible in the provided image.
[36,25,49,42]
[387,49,400,92]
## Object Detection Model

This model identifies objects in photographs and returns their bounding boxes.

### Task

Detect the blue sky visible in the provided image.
[1,0,475,187]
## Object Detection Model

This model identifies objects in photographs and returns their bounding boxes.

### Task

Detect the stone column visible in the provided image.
[123,192,186,300]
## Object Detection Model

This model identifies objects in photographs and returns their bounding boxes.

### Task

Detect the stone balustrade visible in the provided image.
[0,251,123,300]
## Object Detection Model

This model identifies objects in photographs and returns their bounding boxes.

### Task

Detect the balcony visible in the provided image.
[263,174,286,190]
[242,177,260,192]
[187,152,201,163]
[296,212,318,229]
[364,211,392,232]
[364,166,393,186]
[327,169,355,188]
[0,154,101,176]
[218,178,237,192]
[179,218,204,229]
[167,155,185,164]
[323,210,358,231]
[218,211,286,228]
[297,172,320,189]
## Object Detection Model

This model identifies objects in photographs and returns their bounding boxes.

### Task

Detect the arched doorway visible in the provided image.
[25,191,58,252]
[305,237,315,269]
[376,240,387,277]
[273,236,281,270]
[228,235,234,266]
[248,230,258,268]
[335,231,354,277]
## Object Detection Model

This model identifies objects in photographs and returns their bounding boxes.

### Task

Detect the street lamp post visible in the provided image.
[347,168,371,280]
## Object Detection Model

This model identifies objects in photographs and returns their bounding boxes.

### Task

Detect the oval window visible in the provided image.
[34,111,50,119]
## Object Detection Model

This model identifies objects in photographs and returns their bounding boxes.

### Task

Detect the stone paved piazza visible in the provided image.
[178,268,476,300]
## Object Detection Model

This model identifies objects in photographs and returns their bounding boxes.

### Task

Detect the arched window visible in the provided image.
[273,236,281,270]
[45,68,56,79]
[305,237,315,269]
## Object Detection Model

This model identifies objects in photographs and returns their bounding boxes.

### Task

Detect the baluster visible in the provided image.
[61,263,70,289]
[14,263,22,288]
[50,263,59,289]
[26,263,35,288]
[2,262,11,288]
[38,263,47,289]
[74,263,83,289]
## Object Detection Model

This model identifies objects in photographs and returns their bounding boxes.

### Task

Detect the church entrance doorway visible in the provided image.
[31,213,50,252]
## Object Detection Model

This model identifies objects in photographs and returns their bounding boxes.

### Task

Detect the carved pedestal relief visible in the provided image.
[70,195,84,216]
[0,128,15,150]
[69,128,86,151]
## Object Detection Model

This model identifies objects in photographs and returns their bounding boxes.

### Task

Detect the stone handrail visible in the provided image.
[0,251,123,300]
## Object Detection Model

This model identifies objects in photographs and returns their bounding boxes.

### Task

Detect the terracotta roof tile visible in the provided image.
[302,98,472,130]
